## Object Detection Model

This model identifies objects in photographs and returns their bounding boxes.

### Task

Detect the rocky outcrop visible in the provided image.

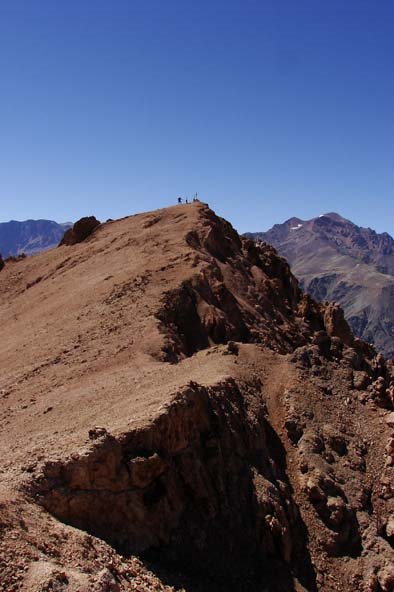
[59,216,101,246]
[32,378,315,590]
[323,303,353,346]
[247,213,394,359]
[157,208,385,376]
[31,340,394,589]
[158,211,314,362]
[287,341,394,589]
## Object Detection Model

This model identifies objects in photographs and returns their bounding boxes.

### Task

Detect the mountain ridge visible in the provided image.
[0,203,393,591]
[0,218,72,257]
[246,213,394,359]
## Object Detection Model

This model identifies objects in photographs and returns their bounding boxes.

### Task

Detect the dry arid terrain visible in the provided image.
[246,213,394,359]
[0,202,393,591]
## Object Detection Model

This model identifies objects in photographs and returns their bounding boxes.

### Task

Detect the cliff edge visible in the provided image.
[0,203,393,591]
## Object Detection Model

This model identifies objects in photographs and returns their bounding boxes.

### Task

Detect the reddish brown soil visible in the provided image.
[0,203,393,591]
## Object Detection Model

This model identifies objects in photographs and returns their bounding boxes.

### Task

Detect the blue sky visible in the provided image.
[0,0,393,235]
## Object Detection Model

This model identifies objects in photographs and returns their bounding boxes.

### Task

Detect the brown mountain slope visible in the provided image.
[245,213,394,359]
[0,203,393,592]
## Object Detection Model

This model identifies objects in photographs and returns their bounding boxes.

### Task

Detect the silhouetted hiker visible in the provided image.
[177,197,182,204]
[185,198,188,204]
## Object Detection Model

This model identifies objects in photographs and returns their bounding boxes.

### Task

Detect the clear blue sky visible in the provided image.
[1,0,393,235]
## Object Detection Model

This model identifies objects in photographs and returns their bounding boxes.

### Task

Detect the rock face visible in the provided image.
[34,379,310,587]
[246,213,394,359]
[59,216,101,246]
[0,219,72,256]
[0,203,393,591]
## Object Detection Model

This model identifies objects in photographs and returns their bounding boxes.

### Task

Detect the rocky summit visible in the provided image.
[246,213,394,359]
[0,203,393,592]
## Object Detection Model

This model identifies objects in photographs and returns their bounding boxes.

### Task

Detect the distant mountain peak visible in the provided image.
[246,213,394,358]
[0,219,72,257]
[284,216,304,226]
[318,212,350,223]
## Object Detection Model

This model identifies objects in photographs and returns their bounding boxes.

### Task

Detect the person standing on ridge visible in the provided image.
[177,197,182,204]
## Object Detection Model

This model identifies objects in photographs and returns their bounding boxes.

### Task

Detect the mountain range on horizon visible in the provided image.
[0,219,72,257]
[246,212,394,359]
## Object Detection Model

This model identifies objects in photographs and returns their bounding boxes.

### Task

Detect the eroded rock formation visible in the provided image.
[0,203,393,591]
[32,379,316,589]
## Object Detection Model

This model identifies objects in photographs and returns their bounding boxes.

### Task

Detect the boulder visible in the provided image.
[59,216,100,246]
[324,302,353,345]
[326,495,347,527]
